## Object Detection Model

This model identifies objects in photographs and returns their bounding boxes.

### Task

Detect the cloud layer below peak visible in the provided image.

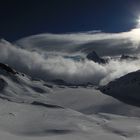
[0,28,140,85]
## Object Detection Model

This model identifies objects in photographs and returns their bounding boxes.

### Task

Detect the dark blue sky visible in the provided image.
[0,0,140,41]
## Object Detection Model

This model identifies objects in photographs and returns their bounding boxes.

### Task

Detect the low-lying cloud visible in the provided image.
[1,30,140,86]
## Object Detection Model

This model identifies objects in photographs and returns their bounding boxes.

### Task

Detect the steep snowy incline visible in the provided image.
[0,63,54,105]
[99,70,140,106]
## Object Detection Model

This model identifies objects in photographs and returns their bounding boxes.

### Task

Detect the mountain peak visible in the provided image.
[86,51,106,64]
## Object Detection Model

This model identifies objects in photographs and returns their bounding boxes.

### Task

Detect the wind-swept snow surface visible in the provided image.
[1,88,140,140]
[0,63,140,140]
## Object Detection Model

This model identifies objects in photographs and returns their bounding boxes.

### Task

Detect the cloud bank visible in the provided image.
[0,28,140,85]
[16,28,140,56]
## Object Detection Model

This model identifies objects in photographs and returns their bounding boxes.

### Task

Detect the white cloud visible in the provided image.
[16,28,140,56]
[1,28,140,85]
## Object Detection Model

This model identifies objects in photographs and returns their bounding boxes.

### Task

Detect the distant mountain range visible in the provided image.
[120,54,138,61]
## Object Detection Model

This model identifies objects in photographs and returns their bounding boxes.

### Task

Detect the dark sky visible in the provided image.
[0,0,140,41]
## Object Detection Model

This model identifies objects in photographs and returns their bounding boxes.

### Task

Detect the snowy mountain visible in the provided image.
[0,62,54,105]
[99,70,140,106]
[86,51,107,64]
[120,54,138,61]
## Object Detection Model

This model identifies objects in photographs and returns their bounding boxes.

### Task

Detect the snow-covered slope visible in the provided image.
[1,85,140,140]
[2,98,140,140]
[99,70,140,106]
[1,63,140,140]
[0,63,55,105]
[49,87,140,117]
